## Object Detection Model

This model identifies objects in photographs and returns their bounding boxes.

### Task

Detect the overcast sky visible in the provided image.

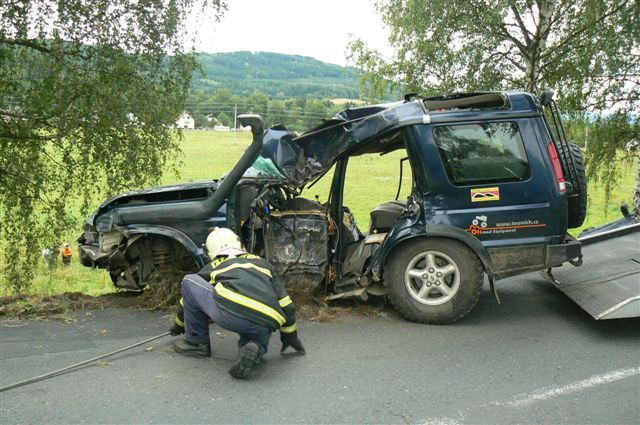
[189,0,392,66]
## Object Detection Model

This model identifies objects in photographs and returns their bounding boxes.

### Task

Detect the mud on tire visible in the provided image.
[383,238,484,324]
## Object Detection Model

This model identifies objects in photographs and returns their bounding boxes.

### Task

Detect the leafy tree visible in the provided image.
[350,0,639,216]
[0,0,225,291]
[303,99,330,129]
[349,0,638,110]
[191,111,209,128]
[267,99,288,127]
[584,114,640,216]
[247,91,269,118]
[212,88,238,107]
[216,111,232,127]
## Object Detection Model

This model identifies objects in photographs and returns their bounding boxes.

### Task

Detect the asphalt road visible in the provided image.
[1,269,639,425]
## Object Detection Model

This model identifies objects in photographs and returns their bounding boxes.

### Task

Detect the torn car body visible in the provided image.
[80,92,585,323]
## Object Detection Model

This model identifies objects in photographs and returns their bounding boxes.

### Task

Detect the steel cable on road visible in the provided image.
[0,331,171,392]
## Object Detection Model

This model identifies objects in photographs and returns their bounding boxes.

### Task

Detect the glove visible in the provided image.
[280,331,305,354]
[169,321,185,336]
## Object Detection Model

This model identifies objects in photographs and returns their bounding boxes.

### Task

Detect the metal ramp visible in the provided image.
[547,225,640,320]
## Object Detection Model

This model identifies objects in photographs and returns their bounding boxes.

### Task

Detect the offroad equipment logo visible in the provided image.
[467,217,546,235]
[470,187,500,202]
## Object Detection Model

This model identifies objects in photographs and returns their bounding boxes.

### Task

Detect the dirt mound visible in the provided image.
[0,281,394,322]
[286,283,395,322]
[0,282,180,320]
[0,292,106,319]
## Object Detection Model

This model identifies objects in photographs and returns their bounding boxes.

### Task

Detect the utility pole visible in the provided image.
[233,103,238,141]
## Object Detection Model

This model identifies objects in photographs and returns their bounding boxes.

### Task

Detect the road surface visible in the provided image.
[1,270,638,424]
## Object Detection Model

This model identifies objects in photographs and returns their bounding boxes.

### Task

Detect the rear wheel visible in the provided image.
[383,238,484,324]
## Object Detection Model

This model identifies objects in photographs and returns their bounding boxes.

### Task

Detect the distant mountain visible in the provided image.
[192,51,363,99]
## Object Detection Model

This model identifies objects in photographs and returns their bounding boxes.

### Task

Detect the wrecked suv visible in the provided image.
[79,91,586,324]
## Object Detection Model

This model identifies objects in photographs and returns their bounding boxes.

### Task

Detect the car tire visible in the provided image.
[559,141,588,228]
[383,238,484,324]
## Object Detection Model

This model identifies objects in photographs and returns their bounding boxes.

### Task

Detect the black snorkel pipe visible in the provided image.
[110,114,265,225]
[207,114,265,213]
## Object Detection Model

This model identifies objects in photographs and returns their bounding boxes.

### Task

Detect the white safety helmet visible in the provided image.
[205,227,243,258]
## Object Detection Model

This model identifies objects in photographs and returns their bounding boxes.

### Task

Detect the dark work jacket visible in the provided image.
[197,254,297,333]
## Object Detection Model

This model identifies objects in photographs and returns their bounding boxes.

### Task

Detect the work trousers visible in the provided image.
[181,274,272,355]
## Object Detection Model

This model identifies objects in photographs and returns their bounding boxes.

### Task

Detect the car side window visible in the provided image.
[433,122,530,186]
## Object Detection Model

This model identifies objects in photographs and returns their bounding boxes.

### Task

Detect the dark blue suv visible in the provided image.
[79,91,586,323]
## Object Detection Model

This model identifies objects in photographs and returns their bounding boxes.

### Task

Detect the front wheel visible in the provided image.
[383,238,484,324]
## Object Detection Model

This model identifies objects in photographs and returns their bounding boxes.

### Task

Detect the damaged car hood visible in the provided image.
[260,100,428,186]
[95,180,219,213]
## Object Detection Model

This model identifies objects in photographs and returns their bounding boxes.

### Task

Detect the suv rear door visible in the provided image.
[405,117,566,277]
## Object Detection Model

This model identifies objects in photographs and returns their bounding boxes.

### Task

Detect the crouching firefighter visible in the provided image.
[170,227,305,379]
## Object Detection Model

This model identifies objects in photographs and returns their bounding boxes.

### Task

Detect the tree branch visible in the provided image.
[0,131,56,141]
[0,169,57,208]
[540,0,630,72]
[489,30,530,60]
[0,38,52,54]
[489,49,526,72]
[509,3,533,46]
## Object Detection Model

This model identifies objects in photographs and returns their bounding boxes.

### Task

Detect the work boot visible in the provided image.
[173,339,211,358]
[229,341,262,379]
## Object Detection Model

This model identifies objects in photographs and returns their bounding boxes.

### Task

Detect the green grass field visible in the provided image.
[3,131,636,297]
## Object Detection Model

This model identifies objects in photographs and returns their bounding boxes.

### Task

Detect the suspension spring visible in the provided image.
[152,244,171,271]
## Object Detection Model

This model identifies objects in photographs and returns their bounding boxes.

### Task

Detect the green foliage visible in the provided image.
[349,0,639,112]
[216,111,232,127]
[191,51,367,99]
[191,111,209,128]
[185,88,348,132]
[584,114,640,212]
[0,0,225,292]
[302,99,331,128]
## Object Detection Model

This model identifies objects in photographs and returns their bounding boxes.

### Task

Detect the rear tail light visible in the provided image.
[547,143,566,192]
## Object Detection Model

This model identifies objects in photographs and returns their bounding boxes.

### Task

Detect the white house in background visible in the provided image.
[175,112,194,129]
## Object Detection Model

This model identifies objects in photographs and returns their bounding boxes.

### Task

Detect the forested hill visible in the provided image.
[192,51,362,99]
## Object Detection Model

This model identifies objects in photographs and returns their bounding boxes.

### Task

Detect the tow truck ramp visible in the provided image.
[546,223,640,320]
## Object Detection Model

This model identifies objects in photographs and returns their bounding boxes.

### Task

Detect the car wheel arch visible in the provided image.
[377,224,495,281]
[120,226,207,269]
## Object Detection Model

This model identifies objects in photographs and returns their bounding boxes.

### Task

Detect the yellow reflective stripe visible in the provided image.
[279,296,292,308]
[175,317,185,327]
[211,263,272,282]
[280,323,297,333]
[179,298,184,306]
[215,284,286,326]
[212,257,226,268]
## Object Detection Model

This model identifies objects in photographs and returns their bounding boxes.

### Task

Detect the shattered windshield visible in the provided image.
[259,101,426,187]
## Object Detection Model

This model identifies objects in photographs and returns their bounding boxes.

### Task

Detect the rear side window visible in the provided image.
[433,122,530,186]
